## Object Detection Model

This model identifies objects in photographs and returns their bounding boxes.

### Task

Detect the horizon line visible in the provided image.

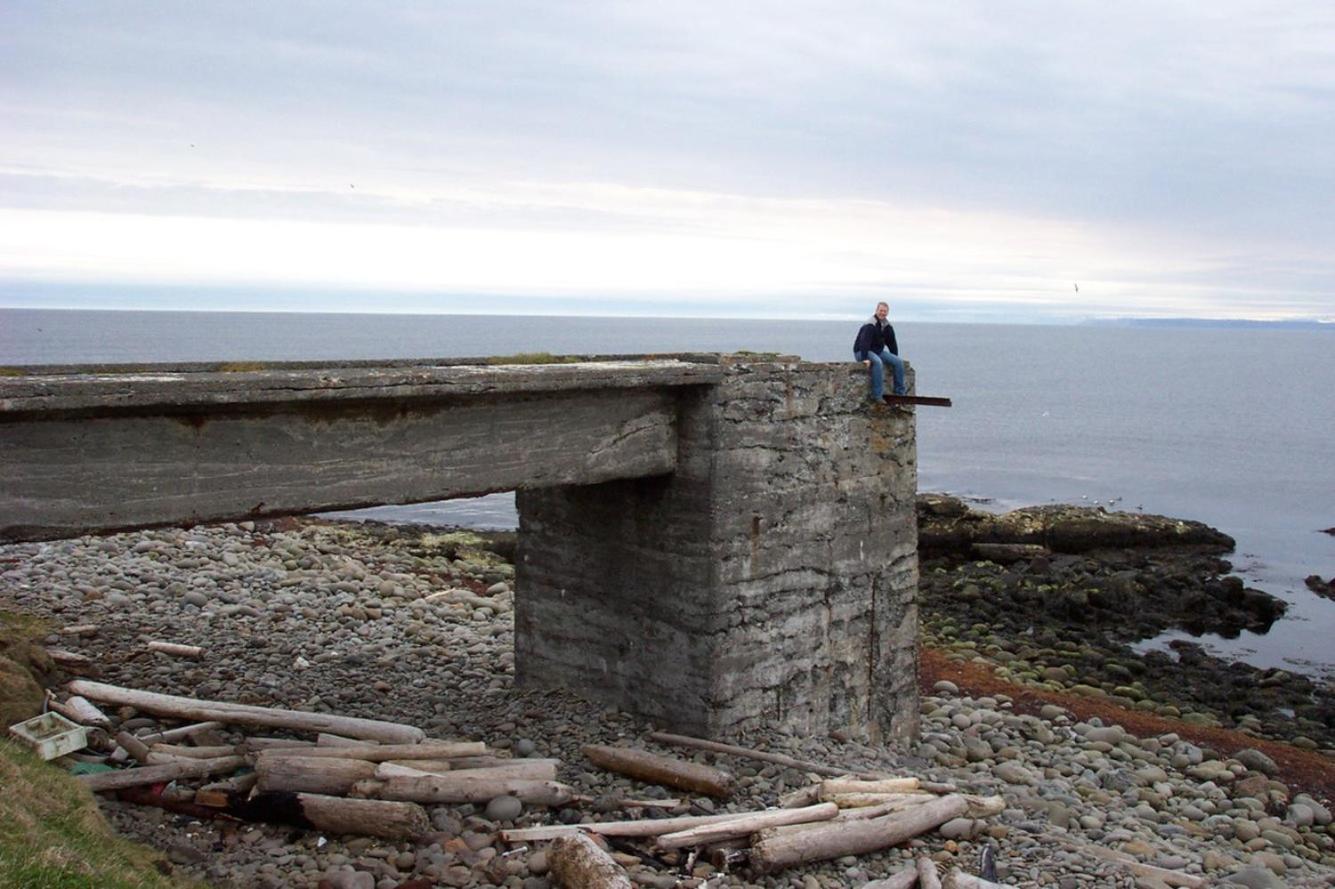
[2,303,1332,327]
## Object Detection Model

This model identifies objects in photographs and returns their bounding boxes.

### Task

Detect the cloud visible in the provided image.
[2,0,1333,319]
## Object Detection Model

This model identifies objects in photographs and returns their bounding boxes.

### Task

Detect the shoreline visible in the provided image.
[2,513,1332,887]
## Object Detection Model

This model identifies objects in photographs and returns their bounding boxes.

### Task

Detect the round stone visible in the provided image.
[484,795,523,822]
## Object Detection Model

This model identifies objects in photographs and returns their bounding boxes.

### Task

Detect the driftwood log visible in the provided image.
[824,791,933,809]
[548,833,632,889]
[750,793,970,873]
[960,795,1006,818]
[256,742,484,762]
[829,796,933,822]
[647,731,851,777]
[944,871,1019,889]
[115,731,152,764]
[145,751,205,766]
[196,772,259,807]
[255,755,378,795]
[146,641,203,659]
[372,755,539,774]
[370,773,577,805]
[254,792,429,840]
[820,777,919,796]
[374,760,558,782]
[150,744,240,759]
[137,787,428,840]
[317,732,379,747]
[653,803,838,850]
[501,810,760,843]
[582,745,733,797]
[47,649,93,671]
[78,755,247,792]
[918,855,945,889]
[137,721,225,744]
[861,867,918,889]
[48,695,111,728]
[778,784,821,808]
[245,737,316,751]
[67,680,425,743]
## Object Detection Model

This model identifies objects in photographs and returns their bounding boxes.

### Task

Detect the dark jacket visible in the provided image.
[853,317,898,359]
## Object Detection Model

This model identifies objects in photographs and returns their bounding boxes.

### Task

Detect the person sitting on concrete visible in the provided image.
[853,301,907,400]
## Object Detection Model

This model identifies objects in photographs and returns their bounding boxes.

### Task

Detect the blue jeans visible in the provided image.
[858,348,906,398]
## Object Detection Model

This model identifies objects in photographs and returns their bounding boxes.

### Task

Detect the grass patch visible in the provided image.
[0,367,30,377]
[0,741,207,888]
[0,610,49,650]
[212,362,269,373]
[483,352,580,365]
[0,612,204,888]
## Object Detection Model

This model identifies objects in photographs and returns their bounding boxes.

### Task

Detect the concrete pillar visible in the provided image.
[515,357,920,743]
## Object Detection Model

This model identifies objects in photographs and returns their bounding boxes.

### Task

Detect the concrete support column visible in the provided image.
[515,357,920,743]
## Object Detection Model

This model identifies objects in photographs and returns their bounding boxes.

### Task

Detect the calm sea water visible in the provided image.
[3,308,1333,678]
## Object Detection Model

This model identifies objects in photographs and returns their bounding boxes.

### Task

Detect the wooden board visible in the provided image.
[884,394,952,407]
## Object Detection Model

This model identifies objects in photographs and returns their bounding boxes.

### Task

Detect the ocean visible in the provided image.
[3,308,1332,678]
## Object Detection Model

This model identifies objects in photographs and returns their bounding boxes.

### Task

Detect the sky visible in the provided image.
[2,1,1333,322]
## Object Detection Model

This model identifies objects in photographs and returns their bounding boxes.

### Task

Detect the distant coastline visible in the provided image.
[1086,316,1332,330]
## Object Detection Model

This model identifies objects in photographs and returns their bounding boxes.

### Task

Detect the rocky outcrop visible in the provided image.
[913,497,1332,748]
[917,494,1234,556]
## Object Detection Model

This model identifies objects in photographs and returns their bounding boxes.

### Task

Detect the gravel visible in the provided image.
[3,519,1333,889]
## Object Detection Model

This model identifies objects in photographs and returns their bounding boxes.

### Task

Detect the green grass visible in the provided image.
[0,741,207,889]
[1,610,49,647]
[483,352,580,365]
[0,612,206,889]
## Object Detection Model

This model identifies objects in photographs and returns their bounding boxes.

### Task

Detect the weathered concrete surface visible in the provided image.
[515,357,920,743]
[0,360,722,541]
[0,359,724,412]
[2,354,923,744]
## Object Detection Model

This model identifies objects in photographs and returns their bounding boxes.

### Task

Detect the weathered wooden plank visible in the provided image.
[882,394,952,407]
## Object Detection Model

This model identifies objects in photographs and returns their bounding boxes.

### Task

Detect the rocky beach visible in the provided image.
[2,501,1333,888]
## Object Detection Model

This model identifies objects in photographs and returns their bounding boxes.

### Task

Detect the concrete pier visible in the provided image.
[1,355,921,742]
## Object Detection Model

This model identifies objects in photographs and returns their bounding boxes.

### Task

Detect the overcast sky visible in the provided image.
[2,1,1333,320]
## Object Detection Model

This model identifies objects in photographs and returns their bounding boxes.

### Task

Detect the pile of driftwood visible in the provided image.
[52,679,570,841]
[42,681,1205,889]
[46,679,1009,885]
[506,732,1013,888]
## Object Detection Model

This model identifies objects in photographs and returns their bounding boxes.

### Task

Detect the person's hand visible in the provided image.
[862,360,870,367]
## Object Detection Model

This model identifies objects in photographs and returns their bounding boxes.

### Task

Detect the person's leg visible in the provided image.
[864,351,887,400]
[879,349,907,395]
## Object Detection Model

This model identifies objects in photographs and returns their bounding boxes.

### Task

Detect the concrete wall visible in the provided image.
[0,360,720,541]
[515,356,920,743]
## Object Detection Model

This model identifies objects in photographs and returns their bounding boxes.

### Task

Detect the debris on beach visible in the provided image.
[3,516,1332,888]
